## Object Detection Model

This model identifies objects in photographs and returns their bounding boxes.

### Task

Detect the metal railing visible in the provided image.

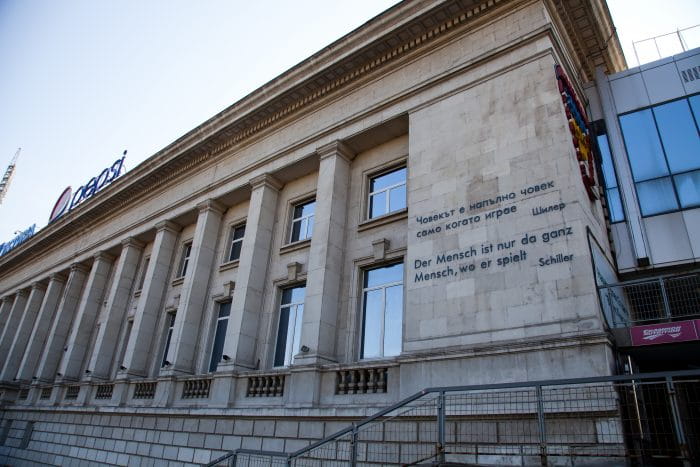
[632,25,700,66]
[597,272,700,328]
[208,369,700,466]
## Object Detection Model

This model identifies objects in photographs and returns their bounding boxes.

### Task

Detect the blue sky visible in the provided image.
[0,0,699,243]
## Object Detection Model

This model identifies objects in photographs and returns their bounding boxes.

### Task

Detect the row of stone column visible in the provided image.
[0,141,352,385]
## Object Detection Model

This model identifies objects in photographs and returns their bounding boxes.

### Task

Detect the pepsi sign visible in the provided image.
[49,152,126,223]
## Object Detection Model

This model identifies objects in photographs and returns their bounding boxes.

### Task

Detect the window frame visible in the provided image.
[592,121,625,223]
[366,165,407,220]
[176,241,193,278]
[225,223,246,263]
[618,94,700,218]
[359,261,404,360]
[161,312,176,368]
[208,300,231,372]
[135,255,150,293]
[273,284,306,368]
[288,199,315,244]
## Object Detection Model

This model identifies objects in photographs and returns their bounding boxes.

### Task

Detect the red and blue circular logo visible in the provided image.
[49,186,72,223]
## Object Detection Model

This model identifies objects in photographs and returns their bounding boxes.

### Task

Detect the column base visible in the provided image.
[216,360,256,372]
[293,352,337,366]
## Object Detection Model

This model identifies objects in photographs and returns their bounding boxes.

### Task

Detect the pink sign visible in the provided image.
[630,320,699,346]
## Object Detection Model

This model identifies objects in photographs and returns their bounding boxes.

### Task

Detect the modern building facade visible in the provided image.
[2,0,697,465]
[587,47,700,374]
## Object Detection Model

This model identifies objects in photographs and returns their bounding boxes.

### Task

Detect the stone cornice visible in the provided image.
[547,0,626,81]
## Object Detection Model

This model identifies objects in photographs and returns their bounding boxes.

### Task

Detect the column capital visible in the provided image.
[196,199,226,215]
[69,262,91,274]
[16,288,30,298]
[317,140,354,163]
[121,237,145,250]
[30,281,47,292]
[48,272,68,284]
[249,173,283,191]
[155,219,181,234]
[93,251,115,263]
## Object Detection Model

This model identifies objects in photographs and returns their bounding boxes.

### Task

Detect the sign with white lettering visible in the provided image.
[0,224,36,257]
[630,320,699,346]
[49,153,126,223]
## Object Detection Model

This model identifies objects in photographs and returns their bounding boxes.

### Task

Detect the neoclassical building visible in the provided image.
[0,0,660,465]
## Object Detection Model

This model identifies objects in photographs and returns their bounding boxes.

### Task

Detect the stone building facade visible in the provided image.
[0,0,631,465]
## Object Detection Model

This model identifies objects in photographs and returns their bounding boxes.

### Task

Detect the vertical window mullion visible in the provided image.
[380,285,386,357]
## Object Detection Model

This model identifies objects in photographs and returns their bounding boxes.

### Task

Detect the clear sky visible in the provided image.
[0,0,699,243]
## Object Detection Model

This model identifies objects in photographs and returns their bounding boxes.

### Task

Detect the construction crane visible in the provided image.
[0,148,21,205]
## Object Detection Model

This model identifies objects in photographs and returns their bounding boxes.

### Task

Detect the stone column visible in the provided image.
[87,238,143,379]
[0,295,16,340]
[0,282,47,381]
[0,291,27,363]
[164,200,225,374]
[120,221,179,378]
[296,142,352,365]
[220,174,281,370]
[57,252,114,381]
[35,263,89,382]
[16,274,67,382]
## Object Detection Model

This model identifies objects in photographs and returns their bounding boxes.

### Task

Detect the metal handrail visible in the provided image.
[207,369,700,466]
[596,272,698,289]
[207,448,288,466]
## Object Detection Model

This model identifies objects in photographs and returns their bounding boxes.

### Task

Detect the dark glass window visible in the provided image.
[177,242,192,278]
[619,96,700,216]
[161,313,176,368]
[227,224,246,262]
[136,256,150,291]
[369,167,406,219]
[596,132,625,222]
[289,200,315,243]
[361,262,403,359]
[274,285,305,367]
[209,301,231,372]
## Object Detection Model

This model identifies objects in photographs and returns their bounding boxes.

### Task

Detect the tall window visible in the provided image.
[118,319,133,370]
[274,285,305,367]
[619,95,700,216]
[227,225,246,262]
[136,256,150,291]
[209,302,230,372]
[289,200,315,243]
[177,241,192,278]
[161,313,176,367]
[368,166,406,219]
[361,262,403,359]
[594,125,625,223]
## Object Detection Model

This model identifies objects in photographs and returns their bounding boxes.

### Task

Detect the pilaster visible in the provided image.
[16,273,67,382]
[164,200,225,374]
[0,282,47,381]
[220,174,282,370]
[0,295,15,337]
[120,220,180,378]
[295,142,352,365]
[0,291,27,364]
[87,238,144,379]
[35,263,89,382]
[57,252,114,381]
